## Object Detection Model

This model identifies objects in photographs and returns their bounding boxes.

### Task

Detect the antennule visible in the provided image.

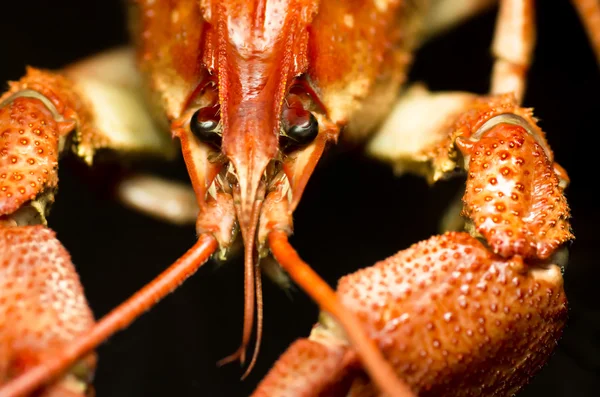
[217,192,265,378]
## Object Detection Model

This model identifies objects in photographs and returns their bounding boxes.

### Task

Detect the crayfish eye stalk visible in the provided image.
[190,104,222,149]
[280,93,320,150]
[278,84,335,212]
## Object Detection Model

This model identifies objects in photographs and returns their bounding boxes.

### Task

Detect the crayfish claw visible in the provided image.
[0,225,96,396]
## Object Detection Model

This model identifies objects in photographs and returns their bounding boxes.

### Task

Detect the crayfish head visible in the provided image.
[170,0,340,255]
[170,76,333,376]
[169,0,337,374]
[171,74,334,262]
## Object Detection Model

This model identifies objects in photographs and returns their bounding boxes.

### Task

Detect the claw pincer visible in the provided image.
[0,95,63,216]
[0,82,95,396]
[254,231,568,396]
[254,104,573,396]
[456,119,573,260]
[0,227,95,396]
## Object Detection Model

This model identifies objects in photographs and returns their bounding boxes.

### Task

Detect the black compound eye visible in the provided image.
[286,112,318,144]
[190,106,221,148]
[281,105,319,148]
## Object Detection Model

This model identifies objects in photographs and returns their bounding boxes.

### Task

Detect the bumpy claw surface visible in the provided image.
[339,232,566,396]
[369,90,573,260]
[255,232,567,396]
[0,97,66,216]
[0,226,95,395]
[458,124,573,259]
[253,339,351,397]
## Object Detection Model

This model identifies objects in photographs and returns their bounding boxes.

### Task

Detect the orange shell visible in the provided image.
[337,232,567,396]
[0,98,61,215]
[0,226,94,383]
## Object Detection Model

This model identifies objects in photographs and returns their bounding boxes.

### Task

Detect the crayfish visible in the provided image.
[1,0,598,396]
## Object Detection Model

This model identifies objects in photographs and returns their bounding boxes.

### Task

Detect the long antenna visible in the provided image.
[268,230,415,397]
[0,234,218,397]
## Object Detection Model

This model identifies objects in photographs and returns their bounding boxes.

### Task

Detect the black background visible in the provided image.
[1,1,599,396]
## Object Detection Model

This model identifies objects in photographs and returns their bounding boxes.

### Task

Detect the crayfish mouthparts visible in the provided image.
[194,158,296,377]
[198,151,415,397]
[197,159,293,255]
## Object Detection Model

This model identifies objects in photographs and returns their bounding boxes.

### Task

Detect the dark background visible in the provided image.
[1,1,598,396]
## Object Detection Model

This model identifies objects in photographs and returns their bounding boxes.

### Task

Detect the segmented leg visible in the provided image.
[419,0,534,102]
[490,0,535,102]
[116,174,198,225]
[65,48,203,225]
[366,84,477,180]
[61,47,176,163]
[421,0,497,41]
[419,0,600,101]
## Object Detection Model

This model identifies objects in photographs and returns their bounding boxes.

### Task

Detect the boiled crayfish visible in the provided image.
[1,0,598,396]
